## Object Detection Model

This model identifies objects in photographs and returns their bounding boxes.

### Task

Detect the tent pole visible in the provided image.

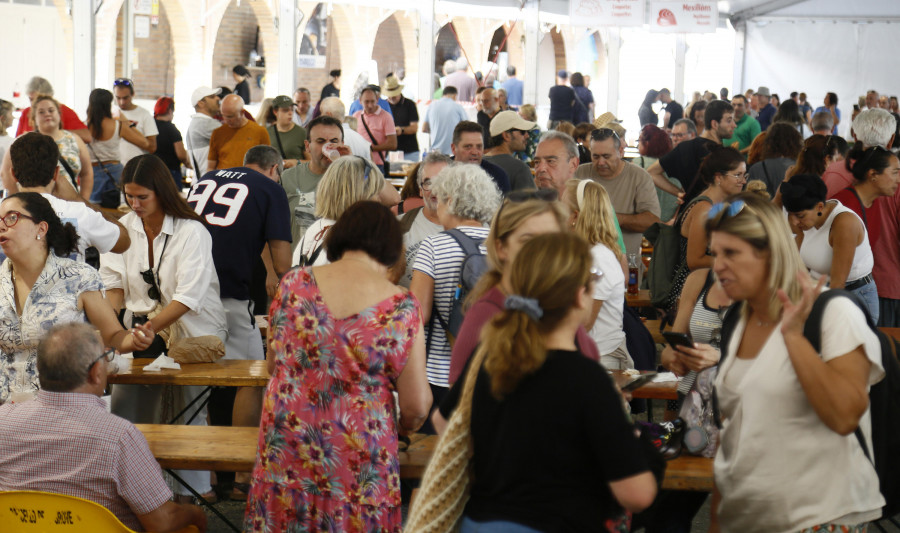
[605,26,620,118]
[674,34,686,106]
[732,21,746,94]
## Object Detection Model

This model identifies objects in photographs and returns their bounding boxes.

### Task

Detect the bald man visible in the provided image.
[207,94,270,171]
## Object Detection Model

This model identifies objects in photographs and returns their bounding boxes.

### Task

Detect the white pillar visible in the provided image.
[73,0,96,114]
[123,0,134,79]
[732,21,747,93]
[276,0,299,97]
[606,27,620,117]
[674,34,686,105]
[418,0,436,101]
[523,0,540,107]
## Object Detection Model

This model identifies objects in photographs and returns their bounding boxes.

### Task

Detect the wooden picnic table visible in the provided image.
[626,289,652,308]
[137,425,712,491]
[610,370,679,401]
[108,359,270,387]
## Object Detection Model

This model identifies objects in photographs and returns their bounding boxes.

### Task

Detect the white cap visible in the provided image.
[489,110,536,137]
[191,86,222,108]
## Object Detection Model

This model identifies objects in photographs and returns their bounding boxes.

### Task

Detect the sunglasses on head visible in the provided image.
[590,128,620,142]
[495,188,559,223]
[113,78,134,88]
[707,199,755,222]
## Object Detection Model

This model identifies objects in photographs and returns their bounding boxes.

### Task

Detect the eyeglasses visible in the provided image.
[707,199,756,223]
[419,178,433,191]
[0,211,37,228]
[722,172,748,181]
[113,78,134,88]
[141,268,161,301]
[86,349,115,373]
[590,128,621,142]
[356,156,372,182]
[672,132,691,139]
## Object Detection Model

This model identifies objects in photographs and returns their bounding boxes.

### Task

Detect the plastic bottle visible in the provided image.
[627,253,639,295]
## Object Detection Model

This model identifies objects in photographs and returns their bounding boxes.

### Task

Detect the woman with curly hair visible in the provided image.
[747,122,802,197]
[410,164,502,421]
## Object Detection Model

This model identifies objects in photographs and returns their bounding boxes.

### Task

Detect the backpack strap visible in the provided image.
[399,206,423,234]
[444,228,484,256]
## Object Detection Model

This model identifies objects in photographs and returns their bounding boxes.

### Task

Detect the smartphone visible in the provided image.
[663,331,695,349]
[621,372,658,392]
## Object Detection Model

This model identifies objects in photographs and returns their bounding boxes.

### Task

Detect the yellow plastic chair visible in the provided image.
[0,491,199,533]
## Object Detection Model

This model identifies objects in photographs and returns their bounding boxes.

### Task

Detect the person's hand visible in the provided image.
[661,345,688,376]
[266,270,279,299]
[674,343,721,372]
[777,270,827,338]
[131,321,155,351]
[675,190,686,205]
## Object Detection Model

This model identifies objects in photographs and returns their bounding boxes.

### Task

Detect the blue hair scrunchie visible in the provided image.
[504,294,543,321]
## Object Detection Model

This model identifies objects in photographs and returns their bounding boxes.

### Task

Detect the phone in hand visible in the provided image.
[621,372,658,392]
[663,331,695,350]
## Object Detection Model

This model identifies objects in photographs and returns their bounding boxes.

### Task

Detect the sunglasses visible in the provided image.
[495,188,559,225]
[113,78,134,88]
[707,199,757,223]
[590,128,621,142]
[141,268,161,301]
[0,211,37,228]
[86,349,115,373]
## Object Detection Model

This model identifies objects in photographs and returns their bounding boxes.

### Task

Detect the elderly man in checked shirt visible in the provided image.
[0,323,207,532]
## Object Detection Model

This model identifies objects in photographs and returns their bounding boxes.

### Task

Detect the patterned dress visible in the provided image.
[0,253,102,403]
[245,267,421,533]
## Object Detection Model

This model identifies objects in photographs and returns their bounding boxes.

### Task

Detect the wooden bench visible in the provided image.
[137,425,711,491]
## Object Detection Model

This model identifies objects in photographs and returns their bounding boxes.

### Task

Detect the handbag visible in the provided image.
[405,344,489,532]
[86,143,121,208]
[677,367,719,457]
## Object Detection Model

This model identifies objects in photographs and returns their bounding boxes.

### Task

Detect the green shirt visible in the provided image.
[280,161,323,251]
[721,114,761,152]
[267,124,307,162]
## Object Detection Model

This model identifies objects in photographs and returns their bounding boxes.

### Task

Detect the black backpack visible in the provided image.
[429,229,487,347]
[717,290,900,520]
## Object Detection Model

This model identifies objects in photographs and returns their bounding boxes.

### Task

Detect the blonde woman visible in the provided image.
[565,179,631,369]
[31,95,93,200]
[708,193,883,531]
[291,155,400,266]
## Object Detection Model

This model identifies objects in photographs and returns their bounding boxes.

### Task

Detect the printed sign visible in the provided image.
[133,0,153,15]
[649,2,718,33]
[134,15,150,39]
[569,0,645,27]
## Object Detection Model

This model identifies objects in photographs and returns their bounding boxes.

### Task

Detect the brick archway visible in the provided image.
[209,0,279,102]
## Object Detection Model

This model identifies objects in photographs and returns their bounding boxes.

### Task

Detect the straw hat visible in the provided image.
[593,112,626,138]
[381,75,404,98]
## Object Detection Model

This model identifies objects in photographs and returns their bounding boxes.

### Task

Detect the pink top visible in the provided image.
[353,107,396,165]
[448,286,601,385]
[823,159,854,200]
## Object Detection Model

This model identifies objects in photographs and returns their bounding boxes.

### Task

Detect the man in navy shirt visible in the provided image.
[451,121,510,193]
[756,86,777,131]
[187,144,292,497]
[548,70,575,129]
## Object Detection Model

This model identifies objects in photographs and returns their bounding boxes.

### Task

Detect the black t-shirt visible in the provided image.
[665,101,684,129]
[548,85,575,122]
[659,137,720,204]
[234,80,251,104]
[154,120,183,170]
[442,349,649,531]
[187,166,292,300]
[388,96,420,154]
[320,83,340,100]
[477,110,494,149]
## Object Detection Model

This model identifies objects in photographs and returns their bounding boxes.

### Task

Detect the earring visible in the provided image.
[36,235,41,241]
[817,212,822,217]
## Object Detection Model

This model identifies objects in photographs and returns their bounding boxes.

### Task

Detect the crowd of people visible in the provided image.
[0,64,897,533]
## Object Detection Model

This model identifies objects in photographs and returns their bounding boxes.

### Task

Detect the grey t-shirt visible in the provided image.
[484,153,535,191]
[575,161,661,257]
[280,162,324,251]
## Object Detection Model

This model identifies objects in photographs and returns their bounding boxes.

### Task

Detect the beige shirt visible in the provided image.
[575,161,660,257]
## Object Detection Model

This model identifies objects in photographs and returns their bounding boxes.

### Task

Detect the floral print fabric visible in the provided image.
[0,254,102,403]
[244,267,420,533]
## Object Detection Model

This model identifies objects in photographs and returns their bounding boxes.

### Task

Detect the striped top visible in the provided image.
[413,225,489,387]
[688,272,724,348]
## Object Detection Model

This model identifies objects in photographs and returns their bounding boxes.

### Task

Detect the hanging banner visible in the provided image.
[649,2,718,33]
[569,0,645,27]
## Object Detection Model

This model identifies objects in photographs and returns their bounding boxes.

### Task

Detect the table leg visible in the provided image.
[167,469,241,533]
[169,386,212,425]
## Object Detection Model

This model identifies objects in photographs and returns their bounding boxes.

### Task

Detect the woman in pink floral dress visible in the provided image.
[244,201,432,532]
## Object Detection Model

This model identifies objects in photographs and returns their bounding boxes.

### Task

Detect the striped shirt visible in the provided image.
[0,391,172,530]
[413,226,490,387]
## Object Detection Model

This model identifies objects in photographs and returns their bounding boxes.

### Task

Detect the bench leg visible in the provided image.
[167,469,241,533]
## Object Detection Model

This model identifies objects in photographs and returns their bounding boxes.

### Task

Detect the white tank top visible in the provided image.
[799,200,873,283]
[88,120,120,163]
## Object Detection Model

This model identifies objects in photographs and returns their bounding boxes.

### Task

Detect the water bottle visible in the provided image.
[627,253,639,295]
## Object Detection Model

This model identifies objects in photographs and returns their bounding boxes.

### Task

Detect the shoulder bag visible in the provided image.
[359,113,389,174]
[86,143,121,208]
[405,343,488,532]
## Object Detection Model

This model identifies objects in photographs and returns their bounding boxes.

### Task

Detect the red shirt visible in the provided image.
[448,286,600,385]
[16,104,87,136]
[872,186,900,300]
[833,188,884,247]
